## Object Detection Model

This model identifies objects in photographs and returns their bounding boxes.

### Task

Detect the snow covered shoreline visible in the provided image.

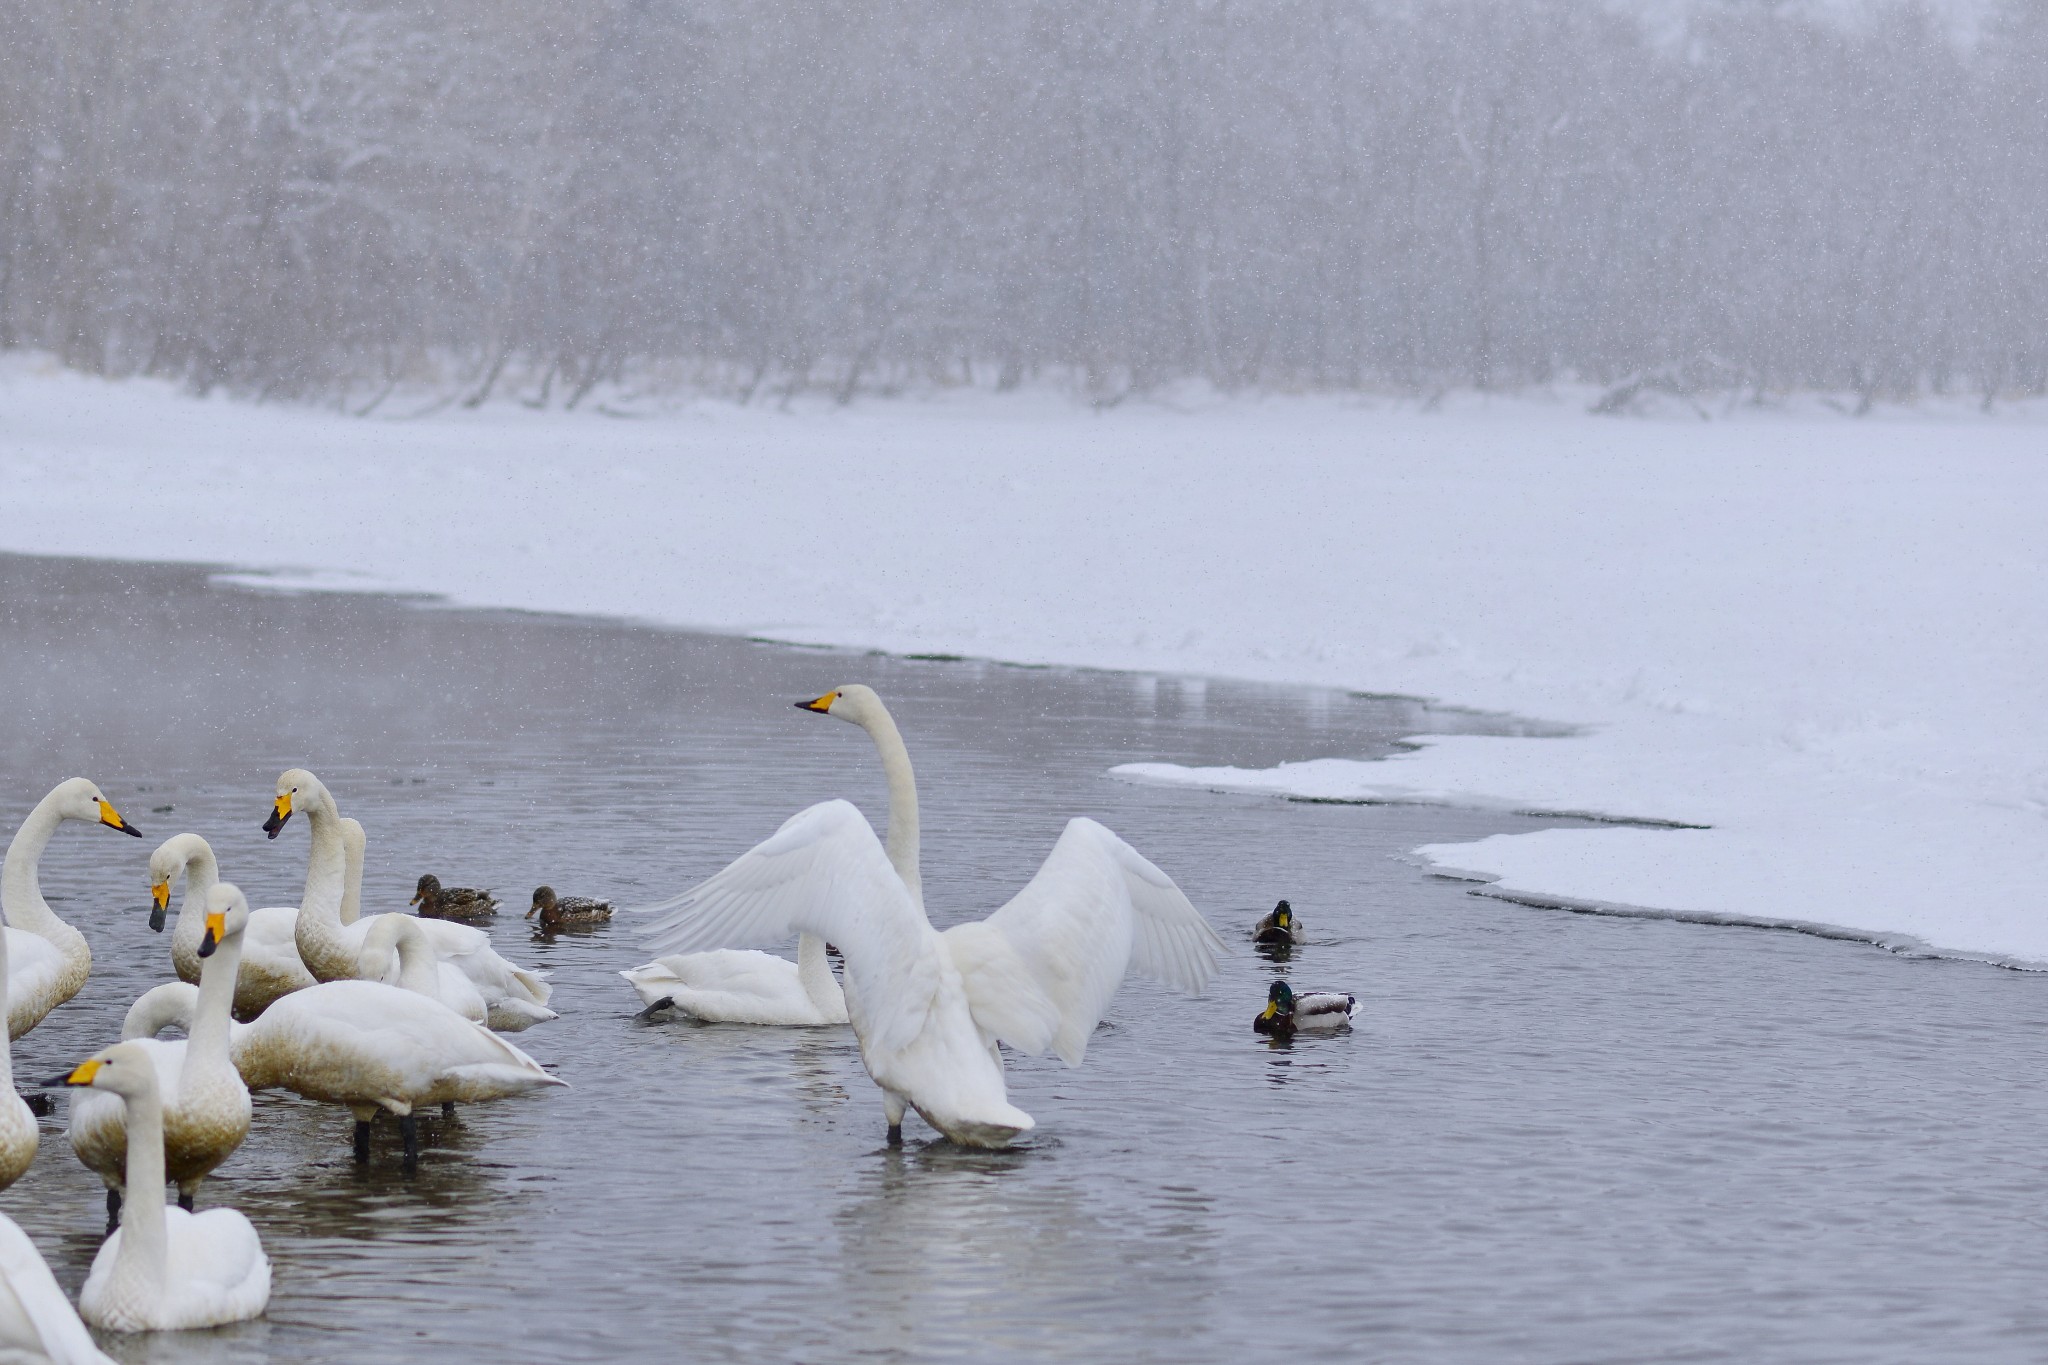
[3,359,2044,963]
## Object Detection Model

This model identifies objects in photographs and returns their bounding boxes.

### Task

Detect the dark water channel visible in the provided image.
[0,552,2043,1364]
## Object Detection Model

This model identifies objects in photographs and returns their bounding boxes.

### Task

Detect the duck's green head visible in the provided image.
[1273,901,1293,931]
[1261,980,1296,1022]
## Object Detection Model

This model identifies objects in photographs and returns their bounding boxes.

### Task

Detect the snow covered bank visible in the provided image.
[3,358,2044,962]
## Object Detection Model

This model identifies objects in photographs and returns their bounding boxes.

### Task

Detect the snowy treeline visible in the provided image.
[1,1,2043,405]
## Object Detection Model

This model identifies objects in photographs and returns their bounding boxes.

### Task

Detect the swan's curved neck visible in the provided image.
[855,702,922,903]
[339,819,364,926]
[0,919,11,1092]
[291,794,354,980]
[797,932,843,1014]
[171,846,221,972]
[122,982,199,1041]
[115,1079,170,1287]
[390,920,439,996]
[1,790,81,943]
[188,927,245,1072]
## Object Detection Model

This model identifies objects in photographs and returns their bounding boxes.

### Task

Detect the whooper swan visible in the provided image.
[55,1043,270,1332]
[70,884,254,1231]
[266,769,554,1030]
[622,930,847,1026]
[0,905,38,1189]
[641,685,1224,1148]
[3,778,142,1039]
[148,833,311,1020]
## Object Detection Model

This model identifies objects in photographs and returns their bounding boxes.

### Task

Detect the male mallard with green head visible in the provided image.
[1253,979,1356,1039]
[1252,899,1301,945]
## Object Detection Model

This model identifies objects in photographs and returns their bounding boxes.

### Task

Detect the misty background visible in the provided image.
[1,0,2041,407]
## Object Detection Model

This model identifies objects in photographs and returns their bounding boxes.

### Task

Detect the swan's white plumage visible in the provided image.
[620,933,848,1026]
[4,778,142,1039]
[643,788,1224,1146]
[63,1039,269,1333]
[0,1214,116,1363]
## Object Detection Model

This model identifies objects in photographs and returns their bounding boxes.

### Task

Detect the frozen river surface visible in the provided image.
[0,553,2043,1364]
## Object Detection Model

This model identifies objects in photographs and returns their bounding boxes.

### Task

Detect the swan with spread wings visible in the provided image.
[639,685,1224,1148]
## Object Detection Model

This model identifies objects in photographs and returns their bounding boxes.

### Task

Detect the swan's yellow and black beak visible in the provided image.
[263,792,292,839]
[149,880,171,933]
[197,909,226,958]
[794,691,839,714]
[98,799,142,838]
[50,1059,101,1087]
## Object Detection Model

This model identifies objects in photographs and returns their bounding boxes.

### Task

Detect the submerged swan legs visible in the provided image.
[353,1119,371,1164]
[884,1090,906,1147]
[441,1102,456,1121]
[400,1115,420,1172]
[104,1187,120,1235]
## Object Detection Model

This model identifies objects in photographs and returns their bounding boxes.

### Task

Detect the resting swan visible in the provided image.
[3,778,142,1038]
[56,1043,271,1332]
[0,1213,117,1363]
[149,832,312,1020]
[127,917,565,1167]
[622,931,847,1026]
[70,885,254,1229]
[641,685,1224,1148]
[265,770,554,1030]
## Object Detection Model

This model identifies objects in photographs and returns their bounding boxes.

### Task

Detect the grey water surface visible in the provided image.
[0,552,2043,1365]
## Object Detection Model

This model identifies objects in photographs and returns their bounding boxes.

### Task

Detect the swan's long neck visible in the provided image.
[797,933,844,1016]
[390,920,439,997]
[1,791,80,943]
[188,927,244,1076]
[292,794,354,980]
[0,921,11,1092]
[339,819,364,926]
[122,982,199,1041]
[857,702,922,903]
[116,1077,171,1288]
[171,845,221,978]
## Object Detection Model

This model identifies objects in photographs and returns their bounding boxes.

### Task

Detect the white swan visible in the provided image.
[151,833,315,1022]
[55,1042,270,1332]
[134,917,566,1166]
[70,885,254,1228]
[621,932,847,1026]
[0,1213,117,1363]
[0,903,37,1190]
[3,778,142,1038]
[641,685,1225,1148]
[266,770,555,1030]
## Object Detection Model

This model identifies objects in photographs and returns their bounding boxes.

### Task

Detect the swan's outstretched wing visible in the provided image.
[637,800,932,1053]
[949,818,1225,1066]
[0,1212,115,1364]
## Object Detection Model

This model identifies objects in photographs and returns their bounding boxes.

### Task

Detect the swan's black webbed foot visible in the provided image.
[886,1123,903,1147]
[638,996,675,1020]
[178,1189,194,1212]
[22,1091,50,1117]
[104,1187,121,1234]
[353,1119,372,1163]
[401,1114,420,1173]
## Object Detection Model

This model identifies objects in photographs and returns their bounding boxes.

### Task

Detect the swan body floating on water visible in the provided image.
[57,1042,271,1332]
[150,832,312,1019]
[530,886,613,931]
[3,778,141,1039]
[622,931,847,1026]
[71,885,253,1228]
[1254,980,1357,1038]
[413,874,499,921]
[266,770,554,1030]
[641,685,1224,1148]
[0,1213,117,1362]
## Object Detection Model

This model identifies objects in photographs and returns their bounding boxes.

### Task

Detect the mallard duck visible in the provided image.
[1253,980,1356,1039]
[527,886,613,931]
[411,873,499,921]
[1252,899,1301,946]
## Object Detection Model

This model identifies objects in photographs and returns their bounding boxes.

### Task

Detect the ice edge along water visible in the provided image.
[2,361,2044,967]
